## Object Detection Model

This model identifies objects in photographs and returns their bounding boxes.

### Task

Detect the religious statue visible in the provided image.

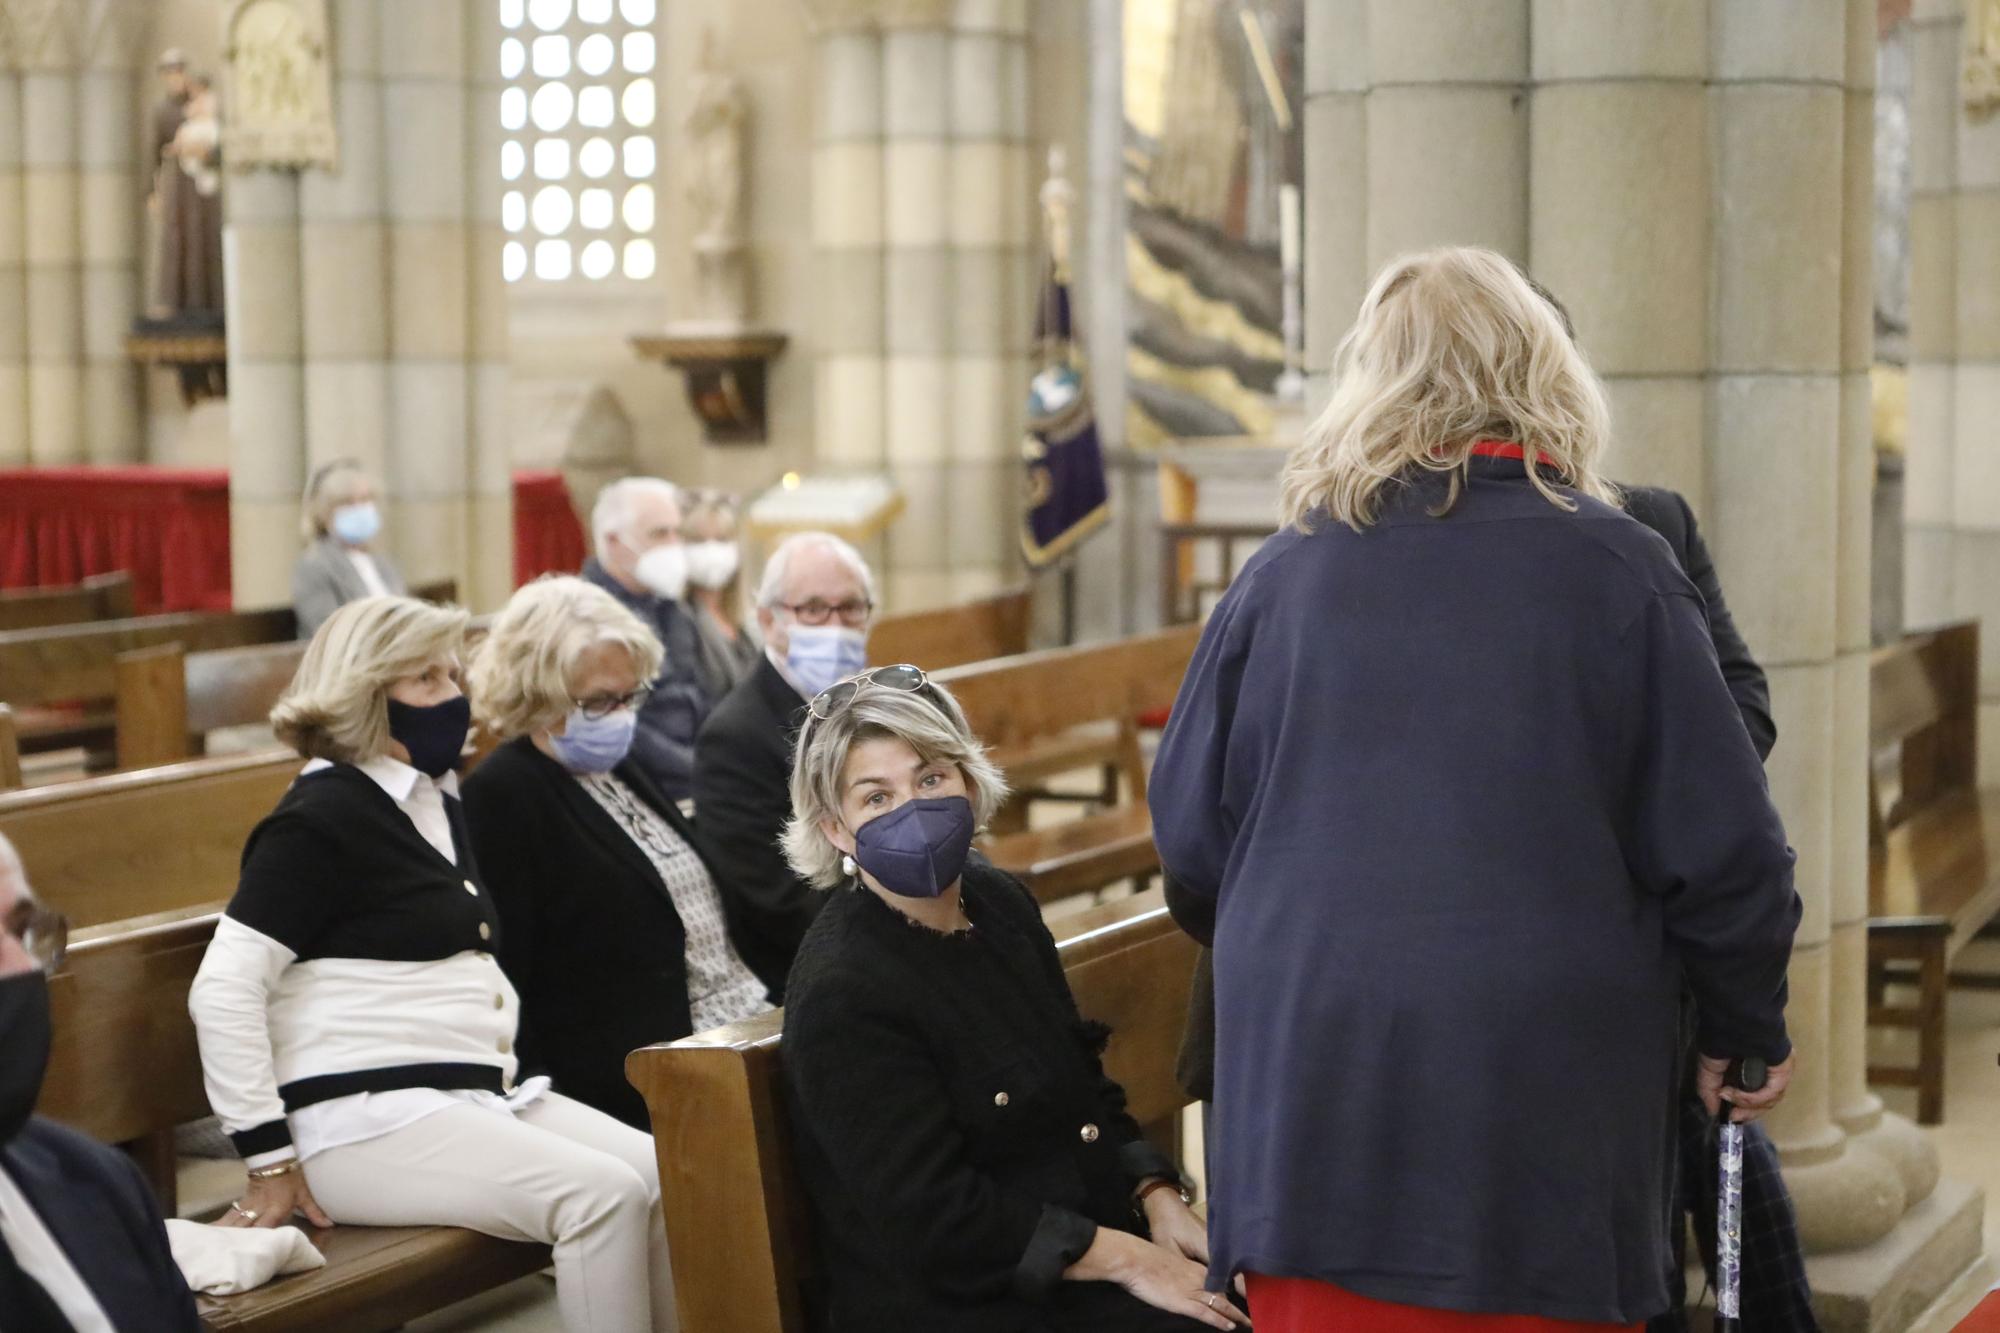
[222,0,338,171]
[148,51,225,325]
[684,29,750,323]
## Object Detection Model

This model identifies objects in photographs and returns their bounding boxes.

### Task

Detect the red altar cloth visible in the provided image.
[0,467,590,615]
[0,466,233,614]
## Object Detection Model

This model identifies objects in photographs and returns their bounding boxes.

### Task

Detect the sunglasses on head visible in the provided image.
[807,663,932,722]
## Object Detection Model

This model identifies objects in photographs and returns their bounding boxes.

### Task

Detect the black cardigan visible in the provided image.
[782,857,1190,1333]
[460,736,767,1128]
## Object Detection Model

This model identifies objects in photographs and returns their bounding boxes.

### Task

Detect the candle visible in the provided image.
[1279,182,1300,276]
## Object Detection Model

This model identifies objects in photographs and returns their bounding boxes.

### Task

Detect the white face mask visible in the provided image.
[684,540,740,590]
[632,543,688,601]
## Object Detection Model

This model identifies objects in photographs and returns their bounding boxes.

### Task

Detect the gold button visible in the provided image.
[498,1038,511,1054]
[493,994,505,1010]
[1080,1123,1099,1143]
[993,1091,1009,1107]
[478,922,492,941]
[464,880,479,896]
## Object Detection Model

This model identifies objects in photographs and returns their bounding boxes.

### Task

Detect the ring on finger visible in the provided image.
[1203,1292,1219,1310]
[229,1201,260,1223]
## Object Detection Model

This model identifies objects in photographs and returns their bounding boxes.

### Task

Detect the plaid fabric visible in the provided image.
[1647,1092,1819,1332]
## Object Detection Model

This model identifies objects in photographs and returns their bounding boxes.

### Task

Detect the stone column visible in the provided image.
[464,0,511,614]
[945,0,1029,603]
[1904,0,1961,632]
[77,0,143,464]
[18,1,79,463]
[0,28,28,465]
[223,172,307,608]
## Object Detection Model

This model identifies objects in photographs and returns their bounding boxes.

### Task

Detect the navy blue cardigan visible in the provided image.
[1149,458,1800,1324]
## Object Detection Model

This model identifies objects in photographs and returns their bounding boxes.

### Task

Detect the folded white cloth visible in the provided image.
[164,1219,326,1296]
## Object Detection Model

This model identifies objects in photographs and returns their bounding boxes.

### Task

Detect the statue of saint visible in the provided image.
[149,53,225,324]
[685,30,746,250]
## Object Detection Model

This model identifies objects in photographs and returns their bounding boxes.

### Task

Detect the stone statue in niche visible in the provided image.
[685,28,749,324]
[151,67,226,325]
[222,0,337,172]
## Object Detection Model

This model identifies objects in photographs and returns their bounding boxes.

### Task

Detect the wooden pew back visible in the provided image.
[933,625,1198,762]
[0,752,299,927]
[1869,620,1979,834]
[868,588,1032,671]
[627,888,1198,1333]
[0,572,135,632]
[0,607,295,709]
[112,639,309,769]
[0,704,19,790]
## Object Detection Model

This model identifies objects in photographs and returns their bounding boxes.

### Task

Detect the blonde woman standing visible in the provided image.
[1148,248,1802,1332]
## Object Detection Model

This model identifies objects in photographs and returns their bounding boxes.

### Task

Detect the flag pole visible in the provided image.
[1040,145,1078,645]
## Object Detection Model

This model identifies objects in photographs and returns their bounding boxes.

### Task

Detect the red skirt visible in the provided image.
[1245,1274,1643,1333]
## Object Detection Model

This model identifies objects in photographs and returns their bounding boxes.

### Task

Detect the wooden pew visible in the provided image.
[39,910,553,1333]
[1866,619,2000,1124]
[0,571,135,631]
[113,639,308,769]
[0,703,20,791]
[936,626,1200,903]
[868,587,1031,670]
[627,886,1198,1333]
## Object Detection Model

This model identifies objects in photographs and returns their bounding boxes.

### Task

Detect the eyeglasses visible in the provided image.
[4,898,69,973]
[807,663,931,722]
[781,598,873,628]
[572,683,653,721]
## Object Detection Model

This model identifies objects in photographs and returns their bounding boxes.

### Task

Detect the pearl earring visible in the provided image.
[841,854,856,878]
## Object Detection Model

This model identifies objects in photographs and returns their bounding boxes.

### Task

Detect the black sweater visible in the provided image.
[782,857,1195,1333]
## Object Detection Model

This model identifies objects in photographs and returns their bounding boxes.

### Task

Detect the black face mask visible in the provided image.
[385,695,471,779]
[0,970,51,1145]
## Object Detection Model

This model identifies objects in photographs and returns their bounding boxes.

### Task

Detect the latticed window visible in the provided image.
[498,0,659,283]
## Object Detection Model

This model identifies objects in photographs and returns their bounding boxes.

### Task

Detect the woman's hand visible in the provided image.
[218,1164,334,1230]
[1067,1226,1250,1330]
[1143,1188,1210,1265]
[1696,1051,1796,1124]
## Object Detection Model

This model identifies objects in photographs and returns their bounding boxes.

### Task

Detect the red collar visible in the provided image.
[1468,439,1557,468]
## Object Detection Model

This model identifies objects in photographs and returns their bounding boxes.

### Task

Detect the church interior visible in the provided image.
[1,0,1999,1330]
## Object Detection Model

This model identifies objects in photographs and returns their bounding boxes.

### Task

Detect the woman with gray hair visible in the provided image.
[290,459,405,639]
[779,666,1247,1333]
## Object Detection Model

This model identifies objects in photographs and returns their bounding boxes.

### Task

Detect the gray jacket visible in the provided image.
[292,535,406,639]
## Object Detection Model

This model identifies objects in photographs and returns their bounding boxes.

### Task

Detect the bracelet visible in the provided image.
[246,1159,301,1181]
[1133,1177,1191,1208]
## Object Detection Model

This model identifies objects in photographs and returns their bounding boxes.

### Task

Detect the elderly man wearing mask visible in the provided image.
[692,531,875,997]
[582,477,716,803]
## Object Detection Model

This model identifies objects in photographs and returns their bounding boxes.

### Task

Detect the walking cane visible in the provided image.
[1714,1055,1769,1333]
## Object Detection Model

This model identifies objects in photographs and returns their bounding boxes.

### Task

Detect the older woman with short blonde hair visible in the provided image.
[291,459,405,639]
[190,593,677,1333]
[462,575,770,1130]
[779,667,1245,1333]
[1149,246,1802,1331]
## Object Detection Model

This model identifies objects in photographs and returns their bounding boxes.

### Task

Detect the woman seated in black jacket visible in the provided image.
[778,666,1249,1333]
[462,575,771,1128]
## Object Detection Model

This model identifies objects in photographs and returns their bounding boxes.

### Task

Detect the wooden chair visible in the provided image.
[39,910,552,1333]
[627,887,1199,1333]
[868,588,1032,671]
[0,572,136,632]
[1865,619,2000,1124]
[936,626,1201,904]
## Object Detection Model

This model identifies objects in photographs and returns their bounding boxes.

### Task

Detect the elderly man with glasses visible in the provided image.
[0,831,202,1330]
[692,531,878,999]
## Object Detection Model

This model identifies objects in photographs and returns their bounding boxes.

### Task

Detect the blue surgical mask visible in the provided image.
[331,501,381,546]
[785,624,867,699]
[549,705,638,774]
[851,796,976,899]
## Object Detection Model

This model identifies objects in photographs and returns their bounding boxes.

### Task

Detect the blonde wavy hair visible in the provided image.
[468,575,665,739]
[1280,247,1615,532]
[270,595,469,763]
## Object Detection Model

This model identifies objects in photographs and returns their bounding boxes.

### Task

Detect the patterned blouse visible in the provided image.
[575,771,771,1032]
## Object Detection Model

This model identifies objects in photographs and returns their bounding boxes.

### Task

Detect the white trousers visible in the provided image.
[302,1092,676,1333]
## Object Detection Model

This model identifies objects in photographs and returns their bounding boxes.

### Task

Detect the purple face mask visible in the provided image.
[851,796,976,899]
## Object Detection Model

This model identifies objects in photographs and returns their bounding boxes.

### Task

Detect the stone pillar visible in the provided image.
[77,0,143,464]
[0,33,28,465]
[464,0,511,614]
[1904,0,1961,633]
[18,2,79,463]
[223,172,307,608]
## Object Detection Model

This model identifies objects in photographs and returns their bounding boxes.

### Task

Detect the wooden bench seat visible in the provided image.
[982,804,1160,904]
[867,587,1031,671]
[0,571,135,631]
[627,887,1198,1333]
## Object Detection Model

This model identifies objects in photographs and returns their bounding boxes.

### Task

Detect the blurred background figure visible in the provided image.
[680,489,760,699]
[293,459,405,640]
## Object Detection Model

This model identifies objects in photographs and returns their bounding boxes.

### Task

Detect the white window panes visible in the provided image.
[535,238,573,280]
[622,136,654,178]
[527,0,571,31]
[623,238,656,280]
[501,140,525,180]
[579,187,614,229]
[622,183,655,232]
[621,31,656,74]
[532,185,574,235]
[500,86,528,130]
[499,0,524,28]
[620,0,656,24]
[578,136,615,178]
[533,138,571,180]
[499,37,526,79]
[531,34,570,78]
[621,78,655,129]
[578,84,614,128]
[503,240,528,282]
[577,32,614,77]
[502,190,526,232]
[580,239,616,280]
[530,81,575,132]
[578,0,614,23]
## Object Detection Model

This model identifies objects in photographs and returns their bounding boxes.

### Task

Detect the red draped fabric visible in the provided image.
[0,467,591,614]
[1244,1275,1642,1333]
[0,466,233,614]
